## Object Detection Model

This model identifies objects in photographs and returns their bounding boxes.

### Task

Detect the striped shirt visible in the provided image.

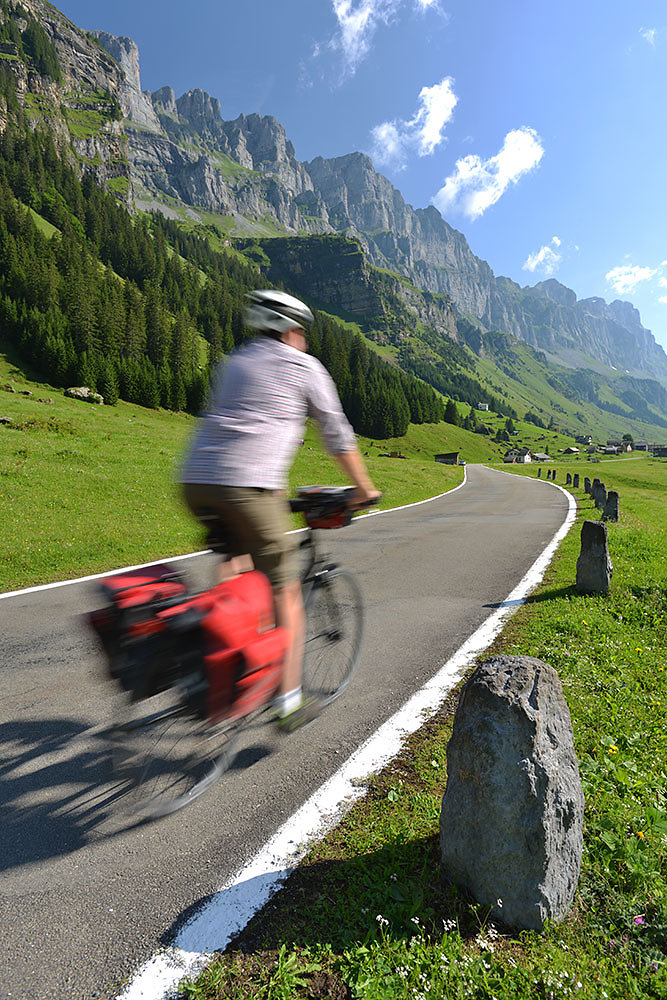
[180,336,357,490]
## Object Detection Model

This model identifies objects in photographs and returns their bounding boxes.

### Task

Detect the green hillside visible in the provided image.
[1,345,504,592]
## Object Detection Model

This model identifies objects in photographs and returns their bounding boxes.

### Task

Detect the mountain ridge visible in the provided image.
[8,1,664,384]
[2,0,667,422]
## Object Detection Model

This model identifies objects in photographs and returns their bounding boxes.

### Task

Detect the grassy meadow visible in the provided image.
[179,457,667,1000]
[0,345,506,592]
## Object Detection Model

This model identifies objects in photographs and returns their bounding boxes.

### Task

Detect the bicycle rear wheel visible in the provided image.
[303,568,363,705]
[109,685,239,819]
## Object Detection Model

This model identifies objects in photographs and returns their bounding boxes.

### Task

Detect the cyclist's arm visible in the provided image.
[304,359,379,507]
[333,448,380,508]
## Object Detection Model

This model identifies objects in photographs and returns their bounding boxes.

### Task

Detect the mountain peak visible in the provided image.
[176,88,222,128]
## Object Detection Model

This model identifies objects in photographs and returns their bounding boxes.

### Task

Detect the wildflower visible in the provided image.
[633,914,646,925]
[582,619,588,625]
[636,831,645,840]
[608,745,618,754]
[496,898,503,908]
[442,918,456,932]
[411,916,420,925]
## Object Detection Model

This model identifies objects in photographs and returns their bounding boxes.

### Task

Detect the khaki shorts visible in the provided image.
[182,483,298,591]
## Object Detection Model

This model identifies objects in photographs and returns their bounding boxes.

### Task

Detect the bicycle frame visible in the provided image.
[298,529,338,605]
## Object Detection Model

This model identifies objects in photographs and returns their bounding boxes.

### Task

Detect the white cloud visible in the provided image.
[639,26,656,46]
[659,276,667,288]
[433,126,544,220]
[523,237,562,276]
[660,296,667,305]
[330,0,441,73]
[371,76,457,168]
[410,77,458,155]
[605,264,657,295]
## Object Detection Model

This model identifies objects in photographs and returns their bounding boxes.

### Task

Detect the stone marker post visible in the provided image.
[584,477,591,494]
[573,474,580,488]
[440,655,584,931]
[537,467,542,478]
[566,472,572,485]
[595,484,607,510]
[603,490,620,522]
[576,520,613,593]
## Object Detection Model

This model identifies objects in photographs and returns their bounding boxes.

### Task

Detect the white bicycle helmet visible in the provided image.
[243,289,314,335]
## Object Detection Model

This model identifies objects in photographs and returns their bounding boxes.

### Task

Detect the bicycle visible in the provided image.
[89,486,375,820]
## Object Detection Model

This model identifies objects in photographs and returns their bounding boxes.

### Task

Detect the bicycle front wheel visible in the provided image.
[303,568,363,705]
[109,687,239,819]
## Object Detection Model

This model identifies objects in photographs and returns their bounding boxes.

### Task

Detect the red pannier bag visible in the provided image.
[167,571,288,725]
[89,563,189,673]
[91,565,287,723]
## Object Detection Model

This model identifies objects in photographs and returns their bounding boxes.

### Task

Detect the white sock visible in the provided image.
[274,686,302,717]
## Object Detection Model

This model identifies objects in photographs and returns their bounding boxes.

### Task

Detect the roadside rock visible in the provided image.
[576,520,613,594]
[440,655,584,930]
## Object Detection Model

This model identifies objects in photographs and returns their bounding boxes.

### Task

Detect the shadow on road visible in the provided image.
[0,716,278,872]
[0,717,137,871]
[484,584,579,610]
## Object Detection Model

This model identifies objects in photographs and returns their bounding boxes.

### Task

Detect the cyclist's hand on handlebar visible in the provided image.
[349,487,382,510]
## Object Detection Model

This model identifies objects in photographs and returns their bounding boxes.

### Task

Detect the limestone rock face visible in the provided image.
[440,655,584,930]
[90,31,160,132]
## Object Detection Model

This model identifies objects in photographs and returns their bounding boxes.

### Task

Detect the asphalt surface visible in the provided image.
[0,465,569,1000]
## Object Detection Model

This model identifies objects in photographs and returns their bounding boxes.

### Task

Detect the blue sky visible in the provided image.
[58,0,667,352]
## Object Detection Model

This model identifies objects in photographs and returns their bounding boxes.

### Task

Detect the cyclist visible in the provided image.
[180,289,380,729]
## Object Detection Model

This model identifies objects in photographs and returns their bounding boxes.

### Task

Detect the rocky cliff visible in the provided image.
[0,0,130,195]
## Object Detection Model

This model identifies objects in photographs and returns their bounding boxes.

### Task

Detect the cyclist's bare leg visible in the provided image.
[273,580,305,696]
[216,553,254,584]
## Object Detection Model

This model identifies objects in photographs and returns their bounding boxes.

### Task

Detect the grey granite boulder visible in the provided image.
[576,520,613,593]
[440,655,584,930]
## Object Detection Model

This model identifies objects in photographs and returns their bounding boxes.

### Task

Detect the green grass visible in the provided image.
[1,347,503,591]
[178,457,667,1000]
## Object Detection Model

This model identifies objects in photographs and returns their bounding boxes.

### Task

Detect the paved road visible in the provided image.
[0,466,569,1000]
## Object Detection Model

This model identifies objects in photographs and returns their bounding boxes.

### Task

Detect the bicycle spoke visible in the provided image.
[303,569,363,705]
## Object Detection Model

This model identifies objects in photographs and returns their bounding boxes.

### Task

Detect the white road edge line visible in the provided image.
[116,471,576,1000]
[0,470,468,601]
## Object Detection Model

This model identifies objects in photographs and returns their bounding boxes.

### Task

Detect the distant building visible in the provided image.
[504,448,532,464]
[635,441,648,451]
[563,446,580,455]
[435,452,460,465]
[476,402,489,411]
[652,445,667,458]
[532,452,552,462]
[587,445,598,453]
[602,446,620,455]
[575,434,592,446]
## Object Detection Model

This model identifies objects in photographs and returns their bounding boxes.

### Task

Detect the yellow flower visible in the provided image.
[608,746,619,755]
[636,831,645,840]
[582,620,588,626]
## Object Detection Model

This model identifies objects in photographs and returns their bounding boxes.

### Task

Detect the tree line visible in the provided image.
[0,80,445,437]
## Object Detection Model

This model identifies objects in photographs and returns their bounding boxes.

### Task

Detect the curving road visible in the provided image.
[0,466,569,1000]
